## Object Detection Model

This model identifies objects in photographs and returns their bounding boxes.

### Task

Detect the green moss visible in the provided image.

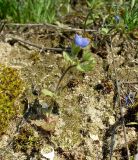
[0,64,24,135]
[13,125,41,157]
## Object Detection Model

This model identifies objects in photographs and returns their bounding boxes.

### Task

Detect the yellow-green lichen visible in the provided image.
[0,64,24,135]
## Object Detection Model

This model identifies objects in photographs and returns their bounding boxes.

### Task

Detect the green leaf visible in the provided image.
[82,52,92,61]
[63,51,75,64]
[86,19,93,26]
[42,89,55,97]
[76,59,95,72]
[101,28,109,34]
[76,64,85,72]
[131,0,135,9]
[59,4,69,16]
[126,122,138,125]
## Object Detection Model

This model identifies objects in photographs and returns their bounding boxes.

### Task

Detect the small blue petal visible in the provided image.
[125,93,134,106]
[125,96,129,106]
[74,34,90,48]
[114,15,120,23]
[75,34,82,46]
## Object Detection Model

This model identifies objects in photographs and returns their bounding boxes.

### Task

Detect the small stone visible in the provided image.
[135,153,138,160]
[90,134,99,141]
[41,146,54,160]
[0,135,9,147]
[109,116,115,125]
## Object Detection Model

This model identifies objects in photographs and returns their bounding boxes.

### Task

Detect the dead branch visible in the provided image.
[7,36,71,53]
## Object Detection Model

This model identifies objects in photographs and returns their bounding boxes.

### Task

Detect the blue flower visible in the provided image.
[74,34,90,48]
[125,93,134,106]
[114,15,120,23]
[125,96,130,106]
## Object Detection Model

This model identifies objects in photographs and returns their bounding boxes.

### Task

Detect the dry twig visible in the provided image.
[7,36,71,52]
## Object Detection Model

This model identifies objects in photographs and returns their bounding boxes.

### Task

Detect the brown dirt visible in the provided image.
[0,26,137,160]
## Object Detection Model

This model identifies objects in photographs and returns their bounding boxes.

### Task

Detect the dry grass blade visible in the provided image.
[5,23,97,32]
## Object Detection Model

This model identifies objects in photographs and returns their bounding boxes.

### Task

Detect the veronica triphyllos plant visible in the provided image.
[56,33,95,91]
[42,33,95,117]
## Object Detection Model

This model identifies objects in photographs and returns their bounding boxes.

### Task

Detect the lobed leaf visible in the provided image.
[42,89,55,97]
[63,51,75,64]
[82,52,93,61]
[76,59,95,72]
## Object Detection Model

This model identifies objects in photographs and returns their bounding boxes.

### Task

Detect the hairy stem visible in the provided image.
[55,64,76,93]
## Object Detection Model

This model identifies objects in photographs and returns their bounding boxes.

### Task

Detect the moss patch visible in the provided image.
[0,64,24,135]
[13,125,42,157]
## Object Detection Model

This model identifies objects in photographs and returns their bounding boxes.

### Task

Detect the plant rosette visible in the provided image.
[41,145,54,160]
